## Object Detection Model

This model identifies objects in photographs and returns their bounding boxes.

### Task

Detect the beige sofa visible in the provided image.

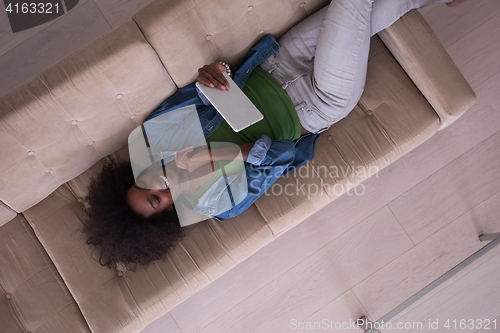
[0,0,475,332]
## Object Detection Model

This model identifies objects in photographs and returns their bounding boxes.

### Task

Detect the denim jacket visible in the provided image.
[144,34,319,220]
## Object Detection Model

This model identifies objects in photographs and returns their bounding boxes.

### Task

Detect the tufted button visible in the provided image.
[45,168,51,173]
[117,93,123,99]
[88,141,94,146]
[206,35,212,41]
[366,110,373,116]
[117,271,123,277]
[300,2,306,7]
[71,120,78,125]
[77,197,83,203]
[130,114,136,119]
[258,29,264,34]
[247,5,253,11]
[5,293,12,299]
[327,136,333,141]
[27,150,35,156]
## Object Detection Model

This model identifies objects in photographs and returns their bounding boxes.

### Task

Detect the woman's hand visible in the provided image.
[174,146,213,172]
[197,63,230,90]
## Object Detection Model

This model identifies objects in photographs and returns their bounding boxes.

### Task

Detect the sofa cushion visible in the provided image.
[132,0,331,87]
[0,215,90,333]
[0,21,176,213]
[23,182,272,333]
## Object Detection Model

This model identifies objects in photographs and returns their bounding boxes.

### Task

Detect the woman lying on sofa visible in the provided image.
[83,0,467,270]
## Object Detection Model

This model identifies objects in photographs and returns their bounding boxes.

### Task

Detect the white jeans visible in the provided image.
[259,0,451,133]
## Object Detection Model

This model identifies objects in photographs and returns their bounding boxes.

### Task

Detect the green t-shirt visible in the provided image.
[206,66,301,144]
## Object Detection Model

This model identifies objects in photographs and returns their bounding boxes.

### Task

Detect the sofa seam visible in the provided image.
[17,213,93,332]
[19,212,95,332]
[132,18,178,89]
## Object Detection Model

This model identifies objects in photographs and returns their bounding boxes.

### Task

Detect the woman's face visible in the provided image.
[126,169,174,218]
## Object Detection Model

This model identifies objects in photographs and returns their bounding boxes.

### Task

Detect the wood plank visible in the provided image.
[139,312,182,333]
[353,190,500,321]
[445,11,500,89]
[0,0,90,57]
[388,246,500,333]
[474,314,500,333]
[418,0,500,49]
[190,207,413,333]
[0,0,111,98]
[390,246,500,333]
[284,290,366,333]
[388,129,500,244]
[93,0,156,29]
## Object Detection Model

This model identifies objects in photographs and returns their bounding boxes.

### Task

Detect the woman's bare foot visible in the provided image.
[446,0,469,7]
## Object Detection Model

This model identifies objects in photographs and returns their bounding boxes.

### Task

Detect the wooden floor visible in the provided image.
[2,1,499,333]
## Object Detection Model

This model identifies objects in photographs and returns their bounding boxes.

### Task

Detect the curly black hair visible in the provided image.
[82,159,185,271]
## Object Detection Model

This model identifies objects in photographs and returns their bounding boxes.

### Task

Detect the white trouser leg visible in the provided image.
[260,0,451,133]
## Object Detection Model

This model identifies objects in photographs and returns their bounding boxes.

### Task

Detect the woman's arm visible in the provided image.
[175,142,255,172]
[210,142,254,162]
[215,139,297,220]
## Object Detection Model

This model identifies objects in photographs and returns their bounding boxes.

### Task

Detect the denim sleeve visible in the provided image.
[233,34,280,88]
[214,138,295,220]
[246,134,272,165]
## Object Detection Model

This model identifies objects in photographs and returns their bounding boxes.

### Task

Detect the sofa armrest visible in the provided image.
[377,10,476,130]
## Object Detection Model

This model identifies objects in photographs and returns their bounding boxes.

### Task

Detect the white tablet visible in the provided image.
[196,72,263,132]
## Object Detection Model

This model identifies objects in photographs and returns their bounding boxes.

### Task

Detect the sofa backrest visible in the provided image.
[132,0,330,87]
[0,21,176,214]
